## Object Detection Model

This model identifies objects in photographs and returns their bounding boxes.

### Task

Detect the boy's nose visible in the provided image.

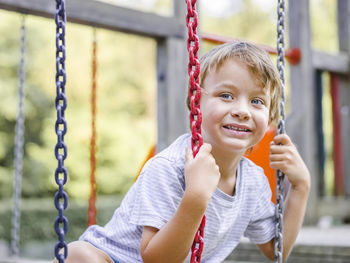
[230,102,251,120]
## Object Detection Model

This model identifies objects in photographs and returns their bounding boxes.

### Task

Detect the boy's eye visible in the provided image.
[220,93,233,100]
[251,98,264,105]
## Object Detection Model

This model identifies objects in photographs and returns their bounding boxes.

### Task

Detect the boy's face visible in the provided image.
[200,58,270,154]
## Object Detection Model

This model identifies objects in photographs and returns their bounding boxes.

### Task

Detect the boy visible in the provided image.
[57,42,310,263]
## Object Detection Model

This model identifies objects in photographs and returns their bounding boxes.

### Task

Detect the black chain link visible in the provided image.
[275,0,286,262]
[54,0,68,262]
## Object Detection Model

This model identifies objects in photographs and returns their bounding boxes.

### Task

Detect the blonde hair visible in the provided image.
[187,41,282,124]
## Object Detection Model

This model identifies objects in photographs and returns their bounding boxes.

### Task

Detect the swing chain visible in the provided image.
[54,0,68,262]
[11,15,26,257]
[186,0,202,157]
[275,0,286,262]
[185,0,205,262]
[88,29,98,226]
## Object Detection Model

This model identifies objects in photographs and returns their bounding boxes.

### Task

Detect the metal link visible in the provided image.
[11,15,26,257]
[185,0,205,262]
[54,0,68,262]
[190,213,205,263]
[186,0,201,157]
[275,0,286,262]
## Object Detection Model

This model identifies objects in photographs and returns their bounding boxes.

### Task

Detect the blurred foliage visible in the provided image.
[0,196,120,244]
[310,0,338,53]
[201,0,278,51]
[321,72,335,195]
[0,11,156,200]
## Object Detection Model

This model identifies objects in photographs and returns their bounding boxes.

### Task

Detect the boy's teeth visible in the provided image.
[226,125,249,131]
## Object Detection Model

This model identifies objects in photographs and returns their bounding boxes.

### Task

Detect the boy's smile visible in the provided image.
[222,123,252,136]
[200,57,271,154]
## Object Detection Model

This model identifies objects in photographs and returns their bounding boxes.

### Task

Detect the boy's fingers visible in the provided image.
[269,161,286,170]
[197,143,212,156]
[273,134,292,146]
[186,143,212,162]
[270,144,285,154]
[185,147,193,162]
[269,153,285,162]
[203,143,212,152]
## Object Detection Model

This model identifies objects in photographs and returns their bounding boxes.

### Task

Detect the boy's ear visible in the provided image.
[268,116,273,126]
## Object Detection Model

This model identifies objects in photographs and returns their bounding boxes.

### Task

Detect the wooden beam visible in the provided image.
[312,51,349,74]
[156,39,169,151]
[338,0,350,52]
[288,0,320,224]
[0,0,185,39]
[156,37,187,151]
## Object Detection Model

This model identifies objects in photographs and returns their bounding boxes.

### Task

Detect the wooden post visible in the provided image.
[156,1,187,151]
[315,70,325,196]
[330,74,345,196]
[288,0,320,223]
[337,0,350,197]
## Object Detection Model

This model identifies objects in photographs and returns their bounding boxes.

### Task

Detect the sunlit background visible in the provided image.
[0,0,339,258]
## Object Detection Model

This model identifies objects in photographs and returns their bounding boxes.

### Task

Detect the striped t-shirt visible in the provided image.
[80,133,276,262]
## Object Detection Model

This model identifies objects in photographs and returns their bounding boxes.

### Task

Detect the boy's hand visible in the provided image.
[269,134,310,191]
[185,143,220,204]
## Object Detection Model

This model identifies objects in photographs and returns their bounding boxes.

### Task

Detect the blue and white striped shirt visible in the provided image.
[80,133,276,262]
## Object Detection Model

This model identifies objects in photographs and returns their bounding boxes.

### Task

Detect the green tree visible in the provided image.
[0,11,157,200]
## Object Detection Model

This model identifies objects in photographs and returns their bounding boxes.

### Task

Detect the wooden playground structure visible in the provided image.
[0,0,350,262]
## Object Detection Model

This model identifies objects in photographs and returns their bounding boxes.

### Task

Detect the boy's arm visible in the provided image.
[140,191,207,263]
[281,174,310,260]
[258,134,310,261]
[257,182,310,261]
[140,144,220,263]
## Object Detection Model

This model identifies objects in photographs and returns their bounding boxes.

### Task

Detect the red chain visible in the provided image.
[88,30,97,226]
[186,0,205,262]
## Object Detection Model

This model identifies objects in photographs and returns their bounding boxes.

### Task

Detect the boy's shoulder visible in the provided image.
[240,157,268,189]
[157,133,190,160]
[240,157,265,174]
[144,133,190,170]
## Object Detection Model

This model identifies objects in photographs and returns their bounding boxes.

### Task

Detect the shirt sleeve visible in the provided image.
[128,156,185,230]
[244,173,276,244]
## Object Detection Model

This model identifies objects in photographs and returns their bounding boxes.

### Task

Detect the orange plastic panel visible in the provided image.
[245,126,276,203]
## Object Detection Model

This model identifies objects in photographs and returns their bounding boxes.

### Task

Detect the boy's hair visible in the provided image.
[187,41,282,124]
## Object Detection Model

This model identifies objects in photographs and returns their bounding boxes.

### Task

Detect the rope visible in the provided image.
[275,0,286,262]
[185,0,205,262]
[11,15,26,257]
[88,28,98,227]
[54,0,69,262]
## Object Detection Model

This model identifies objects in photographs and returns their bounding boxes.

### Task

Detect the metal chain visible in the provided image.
[88,28,98,227]
[11,15,26,257]
[185,0,205,262]
[275,0,286,262]
[54,0,69,262]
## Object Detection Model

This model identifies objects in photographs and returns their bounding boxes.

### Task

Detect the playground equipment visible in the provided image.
[288,1,350,223]
[1,0,350,262]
